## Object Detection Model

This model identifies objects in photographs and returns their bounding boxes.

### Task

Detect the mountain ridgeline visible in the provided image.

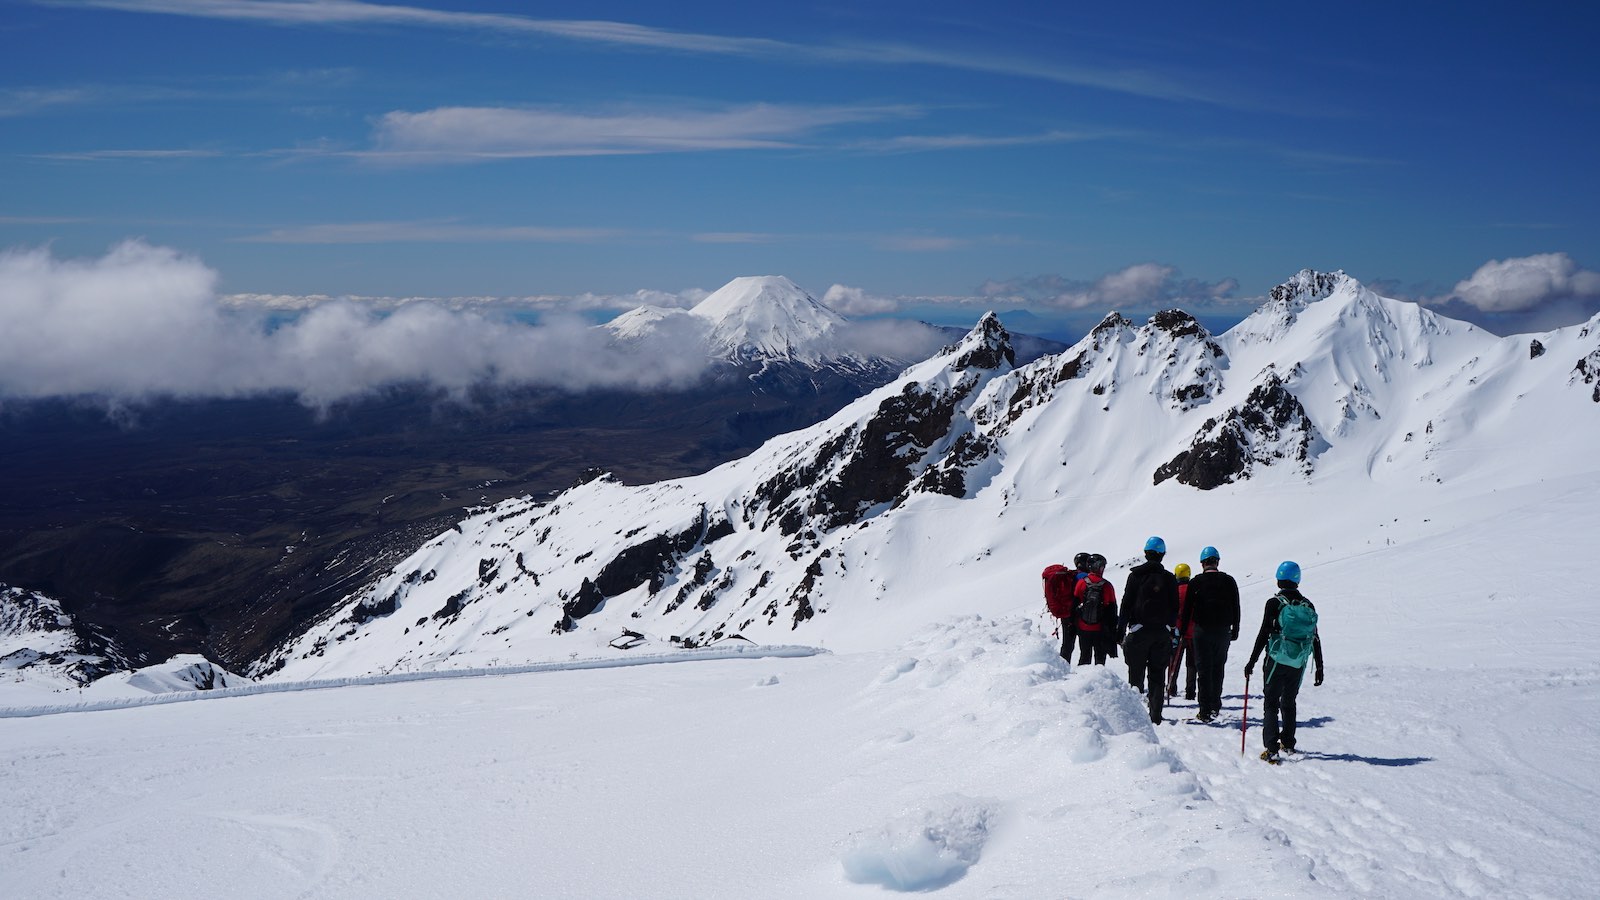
[259,270,1600,680]
[0,275,962,676]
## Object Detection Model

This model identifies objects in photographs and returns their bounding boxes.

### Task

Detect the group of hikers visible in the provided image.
[1042,536,1325,764]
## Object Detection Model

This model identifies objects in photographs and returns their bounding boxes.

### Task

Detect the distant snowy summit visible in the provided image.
[604,275,921,373]
[693,275,851,364]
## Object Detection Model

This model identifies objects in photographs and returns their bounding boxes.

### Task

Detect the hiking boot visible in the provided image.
[1282,745,1300,756]
[1184,691,1196,700]
[1260,749,1281,765]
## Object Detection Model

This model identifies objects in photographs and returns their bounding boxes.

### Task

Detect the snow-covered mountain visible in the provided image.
[603,275,927,375]
[255,269,1600,680]
[1,585,128,690]
[2,583,251,703]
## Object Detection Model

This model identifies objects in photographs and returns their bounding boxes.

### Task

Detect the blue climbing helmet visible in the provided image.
[1144,536,1166,554]
[1276,560,1302,584]
[1200,546,1220,564]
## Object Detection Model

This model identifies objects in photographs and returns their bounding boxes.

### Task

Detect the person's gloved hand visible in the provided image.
[1314,666,1324,687]
[1243,660,1254,678]
[1229,626,1239,641]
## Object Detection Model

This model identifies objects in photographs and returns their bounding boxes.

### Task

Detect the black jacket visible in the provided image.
[1246,587,1324,670]
[1121,560,1179,631]
[1181,569,1241,635]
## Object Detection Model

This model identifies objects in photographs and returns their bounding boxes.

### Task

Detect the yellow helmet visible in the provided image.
[1174,563,1191,580]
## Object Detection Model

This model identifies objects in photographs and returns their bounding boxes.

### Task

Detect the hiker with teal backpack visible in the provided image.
[1242,561,1324,764]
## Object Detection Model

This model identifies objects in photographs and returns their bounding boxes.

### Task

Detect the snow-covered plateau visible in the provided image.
[4,270,1598,897]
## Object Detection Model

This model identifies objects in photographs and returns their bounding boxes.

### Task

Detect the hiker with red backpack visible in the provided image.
[1165,563,1196,702]
[1120,536,1181,724]
[1243,561,1325,763]
[1040,554,1087,661]
[1180,546,1241,724]
[1071,554,1116,665]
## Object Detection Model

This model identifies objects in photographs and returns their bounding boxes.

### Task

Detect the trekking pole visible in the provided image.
[1240,672,1251,755]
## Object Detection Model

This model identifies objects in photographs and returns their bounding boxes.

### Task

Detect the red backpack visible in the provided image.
[1042,565,1077,619]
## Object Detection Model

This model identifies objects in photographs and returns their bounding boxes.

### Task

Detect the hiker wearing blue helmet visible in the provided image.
[1120,536,1181,724]
[1179,545,1241,723]
[1243,561,1325,764]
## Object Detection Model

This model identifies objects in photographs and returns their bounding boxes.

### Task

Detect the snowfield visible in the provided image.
[7,574,1596,898]
[4,272,1599,897]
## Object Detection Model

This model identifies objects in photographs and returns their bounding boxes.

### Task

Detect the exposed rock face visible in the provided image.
[1270,269,1345,304]
[1141,309,1227,412]
[755,313,1014,536]
[1530,339,1545,359]
[988,312,1132,431]
[1153,373,1322,489]
[949,314,1016,371]
[1,585,128,686]
[1575,351,1600,402]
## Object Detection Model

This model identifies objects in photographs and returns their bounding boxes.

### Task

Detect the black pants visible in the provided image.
[1124,627,1172,722]
[1075,629,1108,665]
[1166,636,1196,697]
[1058,625,1074,661]
[1192,626,1231,718]
[1262,658,1307,752]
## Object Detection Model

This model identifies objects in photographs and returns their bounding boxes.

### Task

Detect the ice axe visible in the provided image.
[1240,671,1251,755]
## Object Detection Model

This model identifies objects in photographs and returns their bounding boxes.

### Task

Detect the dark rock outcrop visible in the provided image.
[1270,269,1343,304]
[1154,374,1320,489]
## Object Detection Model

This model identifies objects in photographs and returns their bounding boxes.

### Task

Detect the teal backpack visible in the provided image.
[1267,594,1318,668]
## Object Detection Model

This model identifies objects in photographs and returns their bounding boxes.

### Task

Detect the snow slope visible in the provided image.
[5,591,1595,897]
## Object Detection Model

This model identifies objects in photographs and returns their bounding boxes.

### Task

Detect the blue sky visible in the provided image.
[3,0,1599,334]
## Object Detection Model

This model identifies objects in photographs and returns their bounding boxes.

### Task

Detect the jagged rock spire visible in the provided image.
[951,312,1015,371]
[1270,269,1346,304]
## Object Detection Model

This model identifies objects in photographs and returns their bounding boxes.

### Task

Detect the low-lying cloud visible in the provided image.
[980,263,1239,310]
[822,284,903,317]
[0,242,719,407]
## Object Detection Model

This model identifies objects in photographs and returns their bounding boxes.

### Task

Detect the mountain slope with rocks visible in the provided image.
[258,270,1600,680]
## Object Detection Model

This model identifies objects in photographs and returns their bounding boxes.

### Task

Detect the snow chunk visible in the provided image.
[121,655,248,694]
[840,795,998,891]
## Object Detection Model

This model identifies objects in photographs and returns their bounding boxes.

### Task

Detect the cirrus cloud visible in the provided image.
[367,103,920,162]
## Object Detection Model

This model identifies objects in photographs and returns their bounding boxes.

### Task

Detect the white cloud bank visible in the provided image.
[0,242,715,406]
[1441,252,1600,312]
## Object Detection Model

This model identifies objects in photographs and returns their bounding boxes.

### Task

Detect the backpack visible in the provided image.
[1133,568,1174,627]
[1042,566,1076,619]
[1267,594,1319,668]
[1078,578,1106,626]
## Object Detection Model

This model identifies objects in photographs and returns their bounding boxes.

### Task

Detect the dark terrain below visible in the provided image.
[1,328,1064,674]
[0,369,881,671]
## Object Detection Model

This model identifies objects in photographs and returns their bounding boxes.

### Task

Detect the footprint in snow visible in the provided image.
[840,795,998,892]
